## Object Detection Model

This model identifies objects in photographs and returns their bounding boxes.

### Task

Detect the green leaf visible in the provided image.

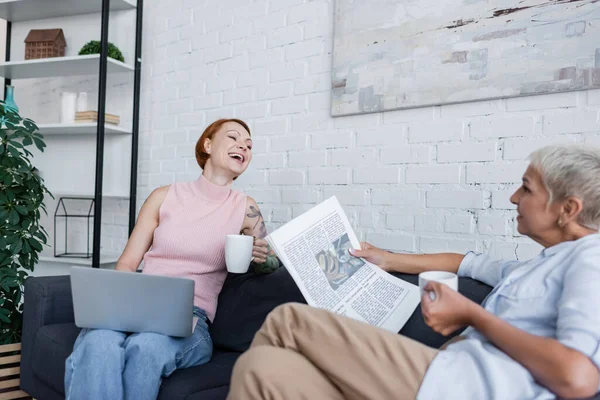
[14,205,28,215]
[22,136,32,146]
[10,240,22,255]
[5,234,19,245]
[29,239,42,252]
[1,267,16,277]
[8,210,19,225]
[33,230,47,243]
[2,277,18,287]
[32,137,45,152]
[4,120,18,130]
[22,119,38,134]
[7,145,20,158]
[0,313,10,324]
[21,240,31,254]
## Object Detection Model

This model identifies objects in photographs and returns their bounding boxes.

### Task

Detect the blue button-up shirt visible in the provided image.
[417,234,600,400]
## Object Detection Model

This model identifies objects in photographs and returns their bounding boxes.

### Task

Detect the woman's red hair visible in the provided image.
[195,118,251,169]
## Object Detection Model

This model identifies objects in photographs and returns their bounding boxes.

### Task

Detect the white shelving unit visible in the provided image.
[0,0,142,270]
[0,55,133,79]
[38,123,131,135]
[0,0,136,22]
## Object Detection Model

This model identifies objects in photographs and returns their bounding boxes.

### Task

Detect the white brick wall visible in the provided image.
[132,0,600,260]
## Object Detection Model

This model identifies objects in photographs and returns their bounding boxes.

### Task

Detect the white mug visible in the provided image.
[225,235,254,274]
[60,92,77,123]
[418,271,458,301]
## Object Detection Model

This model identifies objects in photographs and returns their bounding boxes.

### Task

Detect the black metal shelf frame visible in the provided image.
[4,0,144,268]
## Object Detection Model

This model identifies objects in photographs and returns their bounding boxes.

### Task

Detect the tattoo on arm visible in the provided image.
[247,204,281,274]
[247,205,267,238]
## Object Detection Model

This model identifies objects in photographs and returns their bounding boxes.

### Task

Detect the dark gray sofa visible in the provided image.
[19,267,588,399]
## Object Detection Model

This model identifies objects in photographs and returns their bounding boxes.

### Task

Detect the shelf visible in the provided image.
[48,191,130,199]
[0,0,136,22]
[0,55,134,79]
[39,253,121,267]
[38,123,130,136]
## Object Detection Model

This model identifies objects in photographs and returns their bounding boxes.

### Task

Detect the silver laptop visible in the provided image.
[70,266,195,337]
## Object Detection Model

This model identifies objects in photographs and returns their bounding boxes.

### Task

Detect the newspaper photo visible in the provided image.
[266,196,421,333]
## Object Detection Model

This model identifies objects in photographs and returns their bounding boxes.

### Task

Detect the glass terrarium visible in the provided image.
[54,197,94,258]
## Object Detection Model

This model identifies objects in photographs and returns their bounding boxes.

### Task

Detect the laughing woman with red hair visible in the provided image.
[64,119,281,400]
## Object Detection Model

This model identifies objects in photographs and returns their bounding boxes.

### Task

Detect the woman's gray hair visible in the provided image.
[529,144,600,230]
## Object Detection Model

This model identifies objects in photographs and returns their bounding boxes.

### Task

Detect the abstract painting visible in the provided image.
[331,0,600,116]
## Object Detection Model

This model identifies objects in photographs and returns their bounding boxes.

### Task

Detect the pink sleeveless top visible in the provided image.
[142,175,247,321]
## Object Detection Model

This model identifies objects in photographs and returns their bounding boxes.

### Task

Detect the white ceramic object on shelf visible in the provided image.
[60,92,77,123]
[76,92,88,112]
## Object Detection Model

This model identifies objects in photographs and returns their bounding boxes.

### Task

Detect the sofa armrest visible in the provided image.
[21,275,73,392]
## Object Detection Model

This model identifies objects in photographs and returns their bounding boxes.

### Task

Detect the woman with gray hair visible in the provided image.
[228,144,600,400]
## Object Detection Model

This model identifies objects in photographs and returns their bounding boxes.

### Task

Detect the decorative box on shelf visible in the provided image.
[24,28,66,60]
[75,110,120,125]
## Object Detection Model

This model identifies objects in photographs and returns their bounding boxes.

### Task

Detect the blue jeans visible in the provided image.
[64,307,212,400]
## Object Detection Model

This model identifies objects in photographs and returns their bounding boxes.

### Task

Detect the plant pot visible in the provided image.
[0,343,32,399]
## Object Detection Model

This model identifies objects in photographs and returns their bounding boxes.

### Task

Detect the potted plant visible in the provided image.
[0,99,50,396]
[79,40,125,62]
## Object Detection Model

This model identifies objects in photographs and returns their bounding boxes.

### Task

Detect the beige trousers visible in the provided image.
[227,303,439,400]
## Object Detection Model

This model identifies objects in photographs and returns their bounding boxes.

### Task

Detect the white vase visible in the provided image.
[60,92,77,124]
[76,92,88,112]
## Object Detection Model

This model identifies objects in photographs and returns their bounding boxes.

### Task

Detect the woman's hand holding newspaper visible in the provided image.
[349,242,394,271]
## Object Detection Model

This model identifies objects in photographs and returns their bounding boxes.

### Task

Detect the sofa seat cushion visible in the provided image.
[158,351,241,400]
[31,321,241,399]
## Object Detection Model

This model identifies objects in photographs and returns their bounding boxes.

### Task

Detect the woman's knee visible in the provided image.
[76,329,125,357]
[232,347,286,382]
[266,303,311,326]
[124,332,174,367]
[125,332,166,352]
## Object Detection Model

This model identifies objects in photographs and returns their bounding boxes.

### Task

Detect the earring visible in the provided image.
[557,219,563,228]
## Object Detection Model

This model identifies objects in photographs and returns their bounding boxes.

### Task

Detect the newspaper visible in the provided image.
[266,196,421,333]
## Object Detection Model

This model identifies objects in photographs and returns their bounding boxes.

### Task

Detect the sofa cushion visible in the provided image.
[157,351,241,400]
[210,268,494,352]
[210,267,306,352]
[32,322,242,399]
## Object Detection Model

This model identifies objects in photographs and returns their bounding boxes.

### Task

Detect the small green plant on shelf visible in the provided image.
[0,100,51,344]
[78,40,125,63]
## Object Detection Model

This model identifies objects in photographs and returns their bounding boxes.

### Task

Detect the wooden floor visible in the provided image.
[0,343,32,400]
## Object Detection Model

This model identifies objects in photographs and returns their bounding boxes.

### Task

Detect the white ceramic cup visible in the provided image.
[418,271,458,301]
[225,235,254,274]
[60,92,77,123]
